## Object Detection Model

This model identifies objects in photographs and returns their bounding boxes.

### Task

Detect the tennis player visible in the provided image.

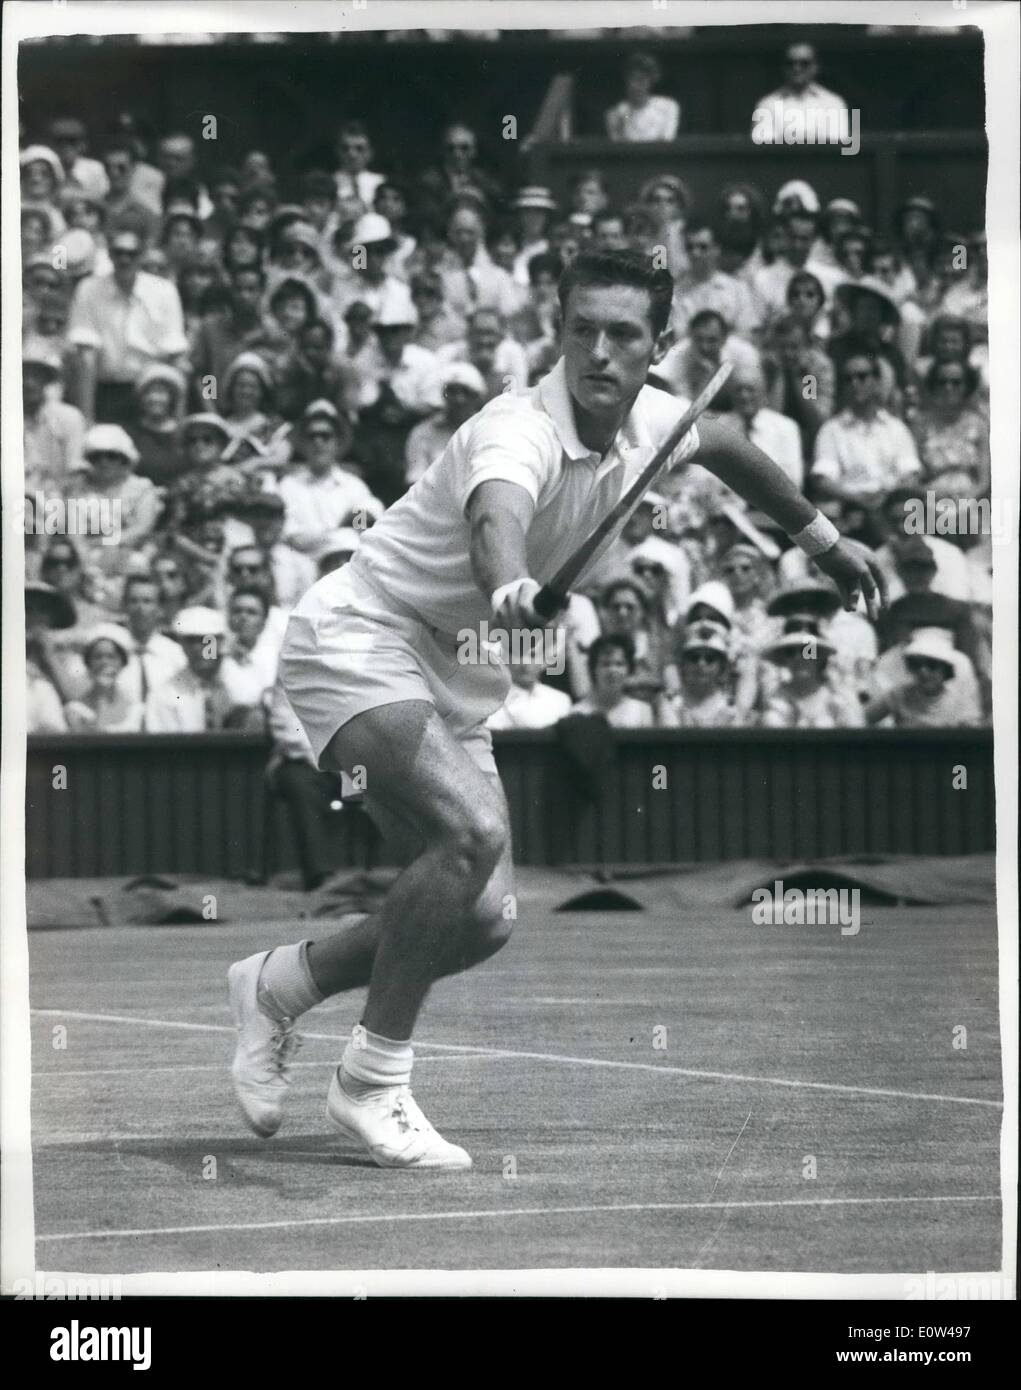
[229,249,885,1169]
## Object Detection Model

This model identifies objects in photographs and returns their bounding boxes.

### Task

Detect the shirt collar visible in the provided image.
[536,357,654,464]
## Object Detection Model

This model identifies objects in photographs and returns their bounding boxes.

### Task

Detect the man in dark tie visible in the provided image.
[117,574,187,719]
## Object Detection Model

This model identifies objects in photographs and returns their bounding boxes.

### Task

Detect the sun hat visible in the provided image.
[762,630,837,664]
[25,580,77,630]
[684,581,735,625]
[83,622,133,664]
[902,630,957,677]
[173,606,227,638]
[440,361,486,394]
[20,145,64,184]
[681,622,731,659]
[513,186,557,212]
[83,423,139,464]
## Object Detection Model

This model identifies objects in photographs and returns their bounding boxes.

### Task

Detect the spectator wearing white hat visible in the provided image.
[311,527,362,578]
[866,631,978,728]
[760,630,864,728]
[437,307,528,400]
[279,401,383,554]
[20,145,67,235]
[331,213,406,321]
[127,363,188,487]
[74,424,160,582]
[68,228,188,425]
[64,623,144,732]
[511,186,556,287]
[605,50,680,142]
[145,606,236,732]
[657,623,739,729]
[23,349,86,494]
[355,287,442,501]
[405,361,486,485]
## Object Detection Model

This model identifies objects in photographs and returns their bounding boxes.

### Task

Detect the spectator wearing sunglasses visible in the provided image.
[810,352,921,507]
[279,401,383,555]
[658,623,739,729]
[73,424,160,588]
[416,124,505,228]
[671,221,760,341]
[760,627,864,729]
[750,42,849,144]
[101,139,161,243]
[717,543,775,650]
[912,361,989,498]
[866,631,978,728]
[68,228,188,426]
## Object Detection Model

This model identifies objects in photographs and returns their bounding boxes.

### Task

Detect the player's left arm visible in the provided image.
[693,415,888,619]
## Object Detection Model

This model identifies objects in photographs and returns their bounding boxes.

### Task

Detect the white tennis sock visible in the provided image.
[341,1025,413,1091]
[257,941,324,1021]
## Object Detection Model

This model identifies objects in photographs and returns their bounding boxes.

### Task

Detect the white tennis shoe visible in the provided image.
[228,951,301,1137]
[326,1067,472,1170]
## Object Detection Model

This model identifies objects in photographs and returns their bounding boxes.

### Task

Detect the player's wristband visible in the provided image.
[790,511,840,558]
[491,578,534,613]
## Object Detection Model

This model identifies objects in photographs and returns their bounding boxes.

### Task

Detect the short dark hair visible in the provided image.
[527,251,563,283]
[557,248,673,338]
[587,634,636,678]
[123,573,160,599]
[229,584,269,615]
[601,578,649,614]
[689,308,727,335]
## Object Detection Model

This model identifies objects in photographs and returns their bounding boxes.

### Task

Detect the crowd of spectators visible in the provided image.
[21,40,992,775]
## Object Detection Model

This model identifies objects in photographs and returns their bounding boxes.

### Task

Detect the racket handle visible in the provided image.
[533,584,569,620]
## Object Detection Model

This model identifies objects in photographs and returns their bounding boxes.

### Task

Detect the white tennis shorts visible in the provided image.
[279,562,510,774]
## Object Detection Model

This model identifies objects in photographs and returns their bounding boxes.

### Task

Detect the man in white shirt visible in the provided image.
[719,364,803,489]
[652,308,760,402]
[145,607,236,732]
[487,658,572,729]
[117,575,187,712]
[279,403,383,554]
[750,42,850,144]
[228,248,885,1171]
[48,116,109,201]
[671,221,761,340]
[68,229,188,425]
[437,308,528,398]
[333,121,385,209]
[436,207,522,323]
[811,352,922,506]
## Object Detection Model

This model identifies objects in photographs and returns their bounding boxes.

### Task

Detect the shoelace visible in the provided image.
[389,1088,426,1135]
[269,1022,301,1081]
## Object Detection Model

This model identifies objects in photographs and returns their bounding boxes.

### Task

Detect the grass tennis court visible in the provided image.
[27,892,1002,1276]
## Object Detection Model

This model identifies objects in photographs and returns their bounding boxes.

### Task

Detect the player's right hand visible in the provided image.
[491,577,543,631]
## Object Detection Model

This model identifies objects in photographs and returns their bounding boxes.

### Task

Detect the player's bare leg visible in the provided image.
[230,700,513,1165]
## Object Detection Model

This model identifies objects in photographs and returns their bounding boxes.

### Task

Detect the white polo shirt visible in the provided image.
[346,357,700,636]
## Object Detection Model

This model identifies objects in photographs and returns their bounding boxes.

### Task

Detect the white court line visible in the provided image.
[33,1055,498,1078]
[31,1008,1004,1110]
[35,1194,1001,1244]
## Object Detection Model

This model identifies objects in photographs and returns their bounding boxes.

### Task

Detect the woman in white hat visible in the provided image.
[64,624,144,732]
[658,623,740,729]
[222,352,288,458]
[20,146,67,235]
[76,424,160,584]
[128,364,189,488]
[511,186,556,287]
[866,632,978,728]
[760,629,865,728]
